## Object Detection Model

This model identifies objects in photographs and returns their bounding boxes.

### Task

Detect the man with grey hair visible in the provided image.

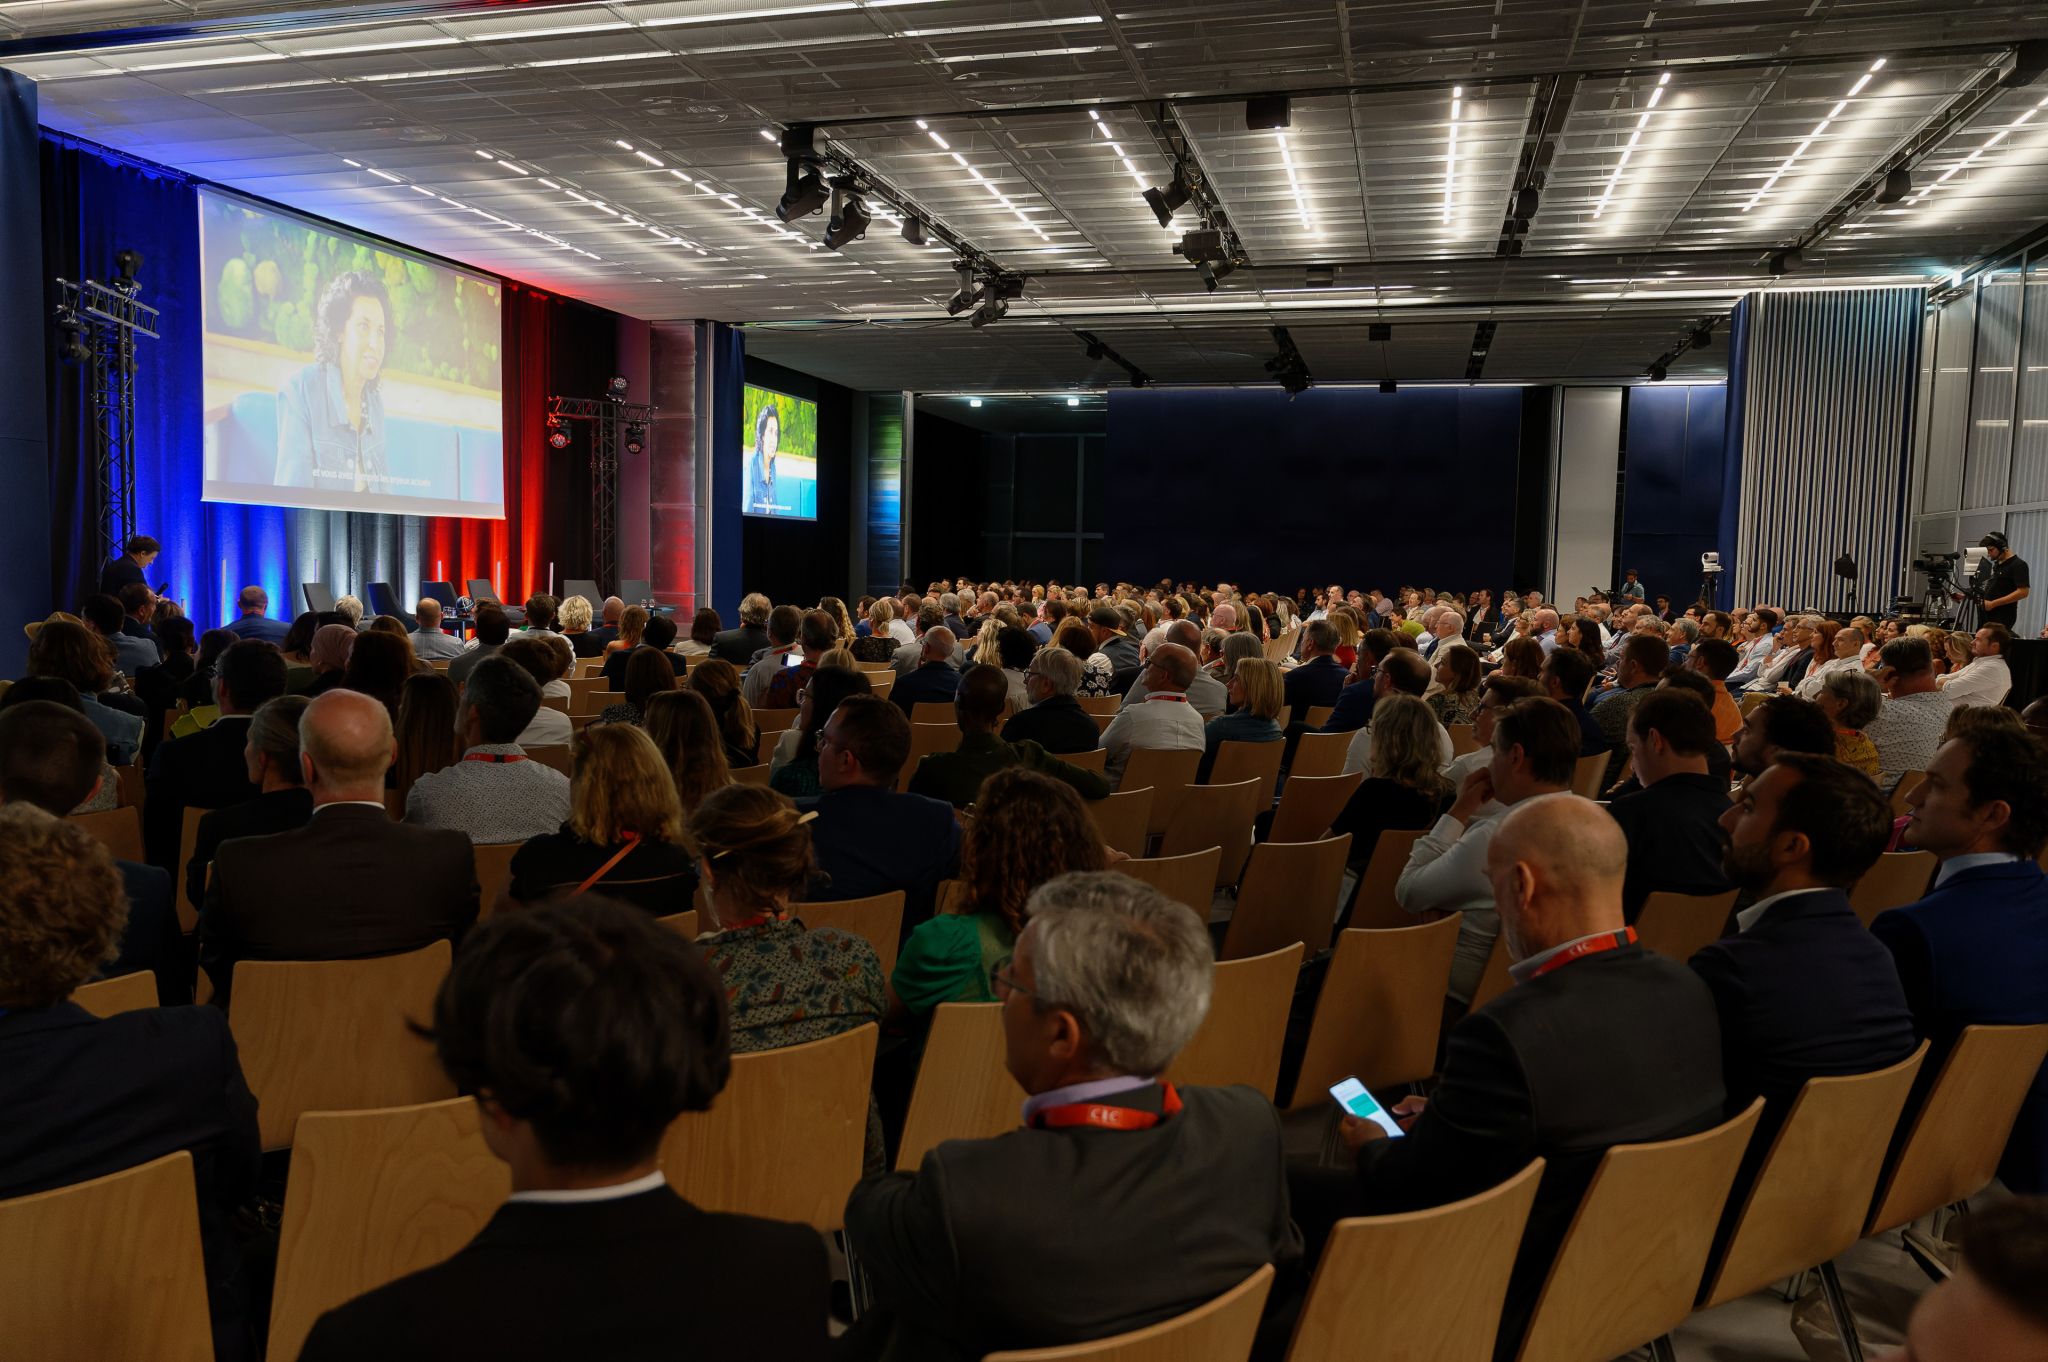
[892,601,952,678]
[844,870,1300,1362]
[1001,647,1100,754]
[939,591,967,638]
[741,604,805,707]
[712,591,773,664]
[411,596,466,660]
[1121,620,1227,718]
[890,625,963,716]
[1100,642,1206,787]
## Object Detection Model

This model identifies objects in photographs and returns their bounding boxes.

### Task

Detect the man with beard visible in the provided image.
[1729,694,1836,784]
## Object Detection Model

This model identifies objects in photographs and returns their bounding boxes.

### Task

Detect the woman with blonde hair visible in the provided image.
[1329,607,1361,668]
[507,723,698,914]
[556,594,596,656]
[605,604,648,655]
[1331,693,1454,875]
[819,595,857,643]
[1198,657,1284,781]
[687,656,758,769]
[852,598,898,662]
[642,688,732,820]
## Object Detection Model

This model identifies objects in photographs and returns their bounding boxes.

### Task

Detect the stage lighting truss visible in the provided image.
[53,264,160,563]
[547,392,657,590]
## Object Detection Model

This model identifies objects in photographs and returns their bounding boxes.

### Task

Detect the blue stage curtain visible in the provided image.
[1620,384,1728,610]
[0,71,49,679]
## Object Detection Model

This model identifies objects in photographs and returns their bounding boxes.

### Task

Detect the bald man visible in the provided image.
[1295,794,1726,1359]
[197,690,478,1008]
[890,624,964,717]
[1121,620,1227,718]
[411,596,466,660]
[1100,642,1206,787]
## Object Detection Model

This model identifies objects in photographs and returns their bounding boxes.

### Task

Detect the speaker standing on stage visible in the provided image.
[1976,532,2030,630]
[97,534,159,598]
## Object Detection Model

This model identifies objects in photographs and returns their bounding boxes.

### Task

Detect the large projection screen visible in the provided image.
[198,187,505,519]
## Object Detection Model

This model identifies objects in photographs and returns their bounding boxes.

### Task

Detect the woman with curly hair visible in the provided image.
[26,619,142,765]
[686,656,758,769]
[818,595,857,645]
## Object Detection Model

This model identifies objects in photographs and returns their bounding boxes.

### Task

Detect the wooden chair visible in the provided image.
[1160,778,1261,886]
[897,723,964,792]
[1342,827,1428,931]
[1513,1100,1763,1362]
[1120,747,1202,833]
[69,805,143,866]
[896,1002,1020,1171]
[1631,889,1737,963]
[1264,626,1299,662]
[732,763,772,787]
[1286,1159,1545,1362]
[1889,771,1925,816]
[267,1098,510,1362]
[1289,730,1352,779]
[1087,787,1155,859]
[660,1024,877,1231]
[1568,751,1609,800]
[115,762,145,809]
[1165,944,1303,1100]
[1447,723,1480,757]
[656,909,698,939]
[910,701,958,725]
[524,744,572,777]
[1847,850,1937,926]
[1077,695,1121,716]
[473,842,521,918]
[985,1264,1275,1362]
[1208,740,1284,814]
[539,694,570,714]
[566,675,610,709]
[1267,771,1362,845]
[569,712,604,732]
[1062,747,1108,774]
[855,659,894,673]
[1090,712,1116,735]
[799,891,906,978]
[755,726,786,765]
[867,674,894,701]
[1288,917,1463,1109]
[70,970,159,1018]
[575,658,609,679]
[754,706,800,733]
[383,789,406,820]
[0,1151,214,1362]
[1114,847,1223,917]
[1466,933,1515,1011]
[1302,704,1336,730]
[230,941,456,1150]
[1698,1045,1928,1313]
[1221,835,1354,961]
[1739,690,1769,716]
[175,806,213,933]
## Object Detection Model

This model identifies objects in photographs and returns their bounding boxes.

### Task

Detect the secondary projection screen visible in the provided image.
[198,187,505,519]
[742,384,818,519]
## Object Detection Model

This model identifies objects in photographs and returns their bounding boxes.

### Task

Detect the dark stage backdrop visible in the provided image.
[1104,387,1528,594]
[738,353,852,609]
[1619,384,1728,612]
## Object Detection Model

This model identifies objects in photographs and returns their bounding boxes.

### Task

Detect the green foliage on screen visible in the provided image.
[743,385,818,463]
[200,192,501,389]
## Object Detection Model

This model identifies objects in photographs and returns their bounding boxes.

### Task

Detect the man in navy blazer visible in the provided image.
[808,696,960,936]
[1282,619,1347,725]
[889,627,964,718]
[1875,719,2048,1193]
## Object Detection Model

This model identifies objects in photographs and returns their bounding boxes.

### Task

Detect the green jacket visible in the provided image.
[906,731,1111,809]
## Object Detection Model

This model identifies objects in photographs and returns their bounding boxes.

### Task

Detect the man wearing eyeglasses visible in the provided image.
[999,647,1100,756]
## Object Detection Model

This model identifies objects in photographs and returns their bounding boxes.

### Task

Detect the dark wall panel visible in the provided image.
[907,409,979,586]
[1619,384,1728,609]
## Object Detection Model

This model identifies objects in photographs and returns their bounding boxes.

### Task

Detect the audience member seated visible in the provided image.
[1298,794,1724,1359]
[1056,617,1113,697]
[185,695,315,914]
[0,678,120,813]
[1591,631,1670,787]
[1729,692,1837,782]
[296,896,829,1361]
[1937,623,2014,709]
[222,584,290,645]
[1725,609,1780,689]
[393,671,462,806]
[1342,650,1452,776]
[406,657,572,844]
[1796,623,1867,700]
[494,637,571,747]
[888,602,948,678]
[95,586,161,676]
[1427,643,1484,727]
[601,612,679,692]
[1876,717,2048,1193]
[767,666,870,799]
[644,689,734,818]
[762,609,836,711]
[673,606,717,659]
[1876,1196,2048,1362]
[556,594,597,656]
[1685,636,1746,743]
[853,598,900,662]
[1086,603,1142,677]
[742,604,805,706]
[1606,690,1733,920]
[1443,673,1544,796]
[1197,657,1285,782]
[1317,628,1400,734]
[604,603,647,657]
[713,591,774,664]
[1283,619,1348,725]
[402,598,458,660]
[446,603,510,685]
[1864,636,1957,791]
[888,626,963,717]
[508,725,698,914]
[845,870,1299,1362]
[1100,642,1206,787]
[1739,613,1818,695]
[808,696,960,928]
[0,803,262,1359]
[688,657,759,771]
[1000,647,1100,755]
[1122,619,1228,717]
[1330,694,1455,870]
[1397,698,1580,1002]
[1539,647,1606,757]
[341,628,415,722]
[332,594,365,631]
[909,664,1110,808]
[303,622,354,696]
[598,645,677,728]
[144,639,287,868]
[1813,667,1885,781]
[26,617,145,766]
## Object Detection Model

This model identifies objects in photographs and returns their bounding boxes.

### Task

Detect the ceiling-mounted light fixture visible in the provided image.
[1768,247,1803,276]
[1245,93,1291,130]
[623,423,646,456]
[546,413,570,450]
[1647,361,1669,382]
[1876,167,1912,204]
[902,216,928,246]
[1689,322,1715,348]
[1142,165,1191,228]
[946,262,982,317]
[822,186,870,250]
[1744,58,1885,214]
[1195,258,1239,292]
[1265,326,1311,397]
[774,161,830,222]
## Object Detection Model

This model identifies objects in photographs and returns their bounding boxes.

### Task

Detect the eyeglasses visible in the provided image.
[991,966,1033,1000]
[814,727,836,750]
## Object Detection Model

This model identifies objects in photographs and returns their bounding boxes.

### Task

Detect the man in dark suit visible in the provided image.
[1876,719,2048,1193]
[910,666,1110,809]
[1316,630,1398,735]
[199,689,478,1009]
[1002,646,1103,756]
[1301,793,1726,1359]
[808,696,960,932]
[186,695,315,908]
[1606,690,1733,920]
[145,639,287,869]
[889,627,964,717]
[98,533,158,598]
[297,897,830,1362]
[711,591,773,664]
[1538,648,1608,757]
[1283,619,1347,726]
[845,871,1300,1361]
[1086,604,1142,673]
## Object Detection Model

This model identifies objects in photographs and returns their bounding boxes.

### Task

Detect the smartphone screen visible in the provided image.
[783,651,804,669]
[1329,1077,1405,1138]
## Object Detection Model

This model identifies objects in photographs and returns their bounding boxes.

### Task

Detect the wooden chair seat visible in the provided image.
[896,1003,1020,1171]
[1207,740,1284,814]
[1847,850,1937,927]
[1120,747,1202,832]
[1087,787,1154,859]
[986,1265,1275,1361]
[1266,771,1362,846]
[1159,777,1261,886]
[1113,847,1222,918]
[1165,944,1303,1100]
[69,970,159,1019]
[1288,730,1351,780]
[1342,827,1428,931]
[798,890,906,978]
[1631,889,1738,963]
[1288,916,1463,1109]
[1220,834,1353,961]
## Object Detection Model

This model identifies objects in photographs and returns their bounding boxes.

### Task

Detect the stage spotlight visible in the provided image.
[1266,326,1311,396]
[775,162,830,222]
[823,191,870,250]
[1690,322,1715,348]
[1876,167,1912,204]
[113,248,144,286]
[1174,228,1225,262]
[1512,186,1540,222]
[1768,248,1803,276]
[1085,341,1106,360]
[1245,94,1292,130]
[1305,265,1335,289]
[608,376,629,397]
[54,307,92,363]
[546,414,571,450]
[1195,259,1239,292]
[623,423,646,456]
[970,294,1009,329]
[945,263,981,316]
[1647,362,1669,382]
[1142,169,1191,228]
[902,216,928,246]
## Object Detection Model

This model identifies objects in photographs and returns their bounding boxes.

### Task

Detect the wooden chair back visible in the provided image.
[985,1265,1275,1362]
[1288,917,1463,1109]
[1739,691,1769,716]
[935,877,970,916]
[656,909,698,939]
[1302,705,1337,730]
[539,694,570,714]
[1062,747,1108,774]
[732,763,772,787]
[1447,723,1480,757]
[115,762,145,808]
[1700,1044,1929,1308]
[1159,777,1262,886]
[1514,1100,1764,1362]
[910,701,958,725]
[1077,695,1121,716]
[755,726,785,765]
[0,1151,213,1362]
[867,674,894,700]
[230,941,456,1150]
[1208,740,1284,813]
[1165,943,1303,1100]
[575,657,607,678]
[1866,1022,2048,1236]
[565,676,610,709]
[1467,932,1515,1010]
[383,789,406,820]
[1343,827,1428,931]
[855,659,894,673]
[524,744,572,776]
[175,805,212,933]
[897,723,963,792]
[1267,771,1362,846]
[1086,787,1154,859]
[267,1098,509,1361]
[1221,835,1354,961]
[473,841,520,919]
[1569,751,1609,800]
[1090,712,1116,735]
[1289,730,1352,779]
[799,891,906,978]
[1120,746,1202,832]
[660,1024,878,1231]
[896,1003,1021,1170]
[69,805,142,866]
[1848,850,1938,927]
[754,706,800,733]
[1113,847,1223,917]
[1287,1159,1545,1362]
[70,970,159,1019]
[1889,772,1925,816]
[1631,889,1737,963]
[1264,627,1299,662]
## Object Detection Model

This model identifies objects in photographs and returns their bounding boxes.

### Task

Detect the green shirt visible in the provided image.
[905,731,1111,809]
[891,911,1015,1014]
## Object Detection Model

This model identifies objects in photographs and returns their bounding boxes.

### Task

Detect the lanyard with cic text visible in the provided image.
[1030,1083,1183,1132]
[1524,927,1636,981]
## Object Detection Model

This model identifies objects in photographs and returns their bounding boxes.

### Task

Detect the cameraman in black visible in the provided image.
[1976,531,2030,629]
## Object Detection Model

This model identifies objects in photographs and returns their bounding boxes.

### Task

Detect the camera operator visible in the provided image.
[1976,532,2030,630]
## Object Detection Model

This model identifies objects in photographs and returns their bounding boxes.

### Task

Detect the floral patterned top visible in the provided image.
[695,917,886,1053]
[1428,689,1484,727]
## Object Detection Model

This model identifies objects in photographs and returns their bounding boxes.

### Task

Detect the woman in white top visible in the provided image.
[677,607,719,659]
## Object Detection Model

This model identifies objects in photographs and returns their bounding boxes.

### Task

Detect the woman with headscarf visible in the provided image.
[306,623,356,696]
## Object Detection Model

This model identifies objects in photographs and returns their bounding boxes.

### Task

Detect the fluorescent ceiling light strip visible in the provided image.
[128,51,288,72]
[1591,72,1671,220]
[522,50,671,69]
[1903,95,2048,207]
[1443,86,1461,226]
[642,3,856,27]
[933,46,1111,64]
[1743,58,1884,212]
[295,36,461,56]
[1088,110,1150,191]
[353,64,506,82]
[1275,130,1314,233]
[922,123,1047,240]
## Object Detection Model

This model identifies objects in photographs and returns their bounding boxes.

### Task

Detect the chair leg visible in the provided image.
[1817,1261,1865,1362]
[1648,1335,1676,1362]
[1780,1267,1810,1303]
[1899,1226,1955,1282]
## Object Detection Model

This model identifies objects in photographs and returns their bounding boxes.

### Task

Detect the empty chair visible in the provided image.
[68,806,142,865]
[267,1097,511,1362]
[1513,1100,1764,1362]
[618,578,651,607]
[565,676,610,710]
[896,1002,1020,1171]
[1121,747,1202,833]
[230,941,456,1150]
[1302,705,1336,730]
[1286,1159,1544,1362]
[1165,944,1303,1100]
[473,842,520,918]
[560,578,602,610]
[1113,847,1223,918]
[420,582,459,617]
[303,582,339,614]
[1158,777,1261,886]
[1847,850,1938,927]
[1220,835,1353,961]
[1288,917,1463,1108]
[1086,787,1153,859]
[1631,889,1738,963]
[465,579,500,606]
[984,1265,1275,1362]
[364,582,407,623]
[0,1151,214,1362]
[1569,751,1608,800]
[1208,740,1284,814]
[1289,731,1352,780]
[897,724,963,793]
[659,1024,878,1231]
[1266,771,1363,846]
[69,970,159,1019]
[797,890,906,978]
[1342,828,1428,931]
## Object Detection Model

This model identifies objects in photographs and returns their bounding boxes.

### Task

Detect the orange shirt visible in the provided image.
[1711,683,1743,743]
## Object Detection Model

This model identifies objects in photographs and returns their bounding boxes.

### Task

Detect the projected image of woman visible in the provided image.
[746,405,780,515]
[275,270,391,496]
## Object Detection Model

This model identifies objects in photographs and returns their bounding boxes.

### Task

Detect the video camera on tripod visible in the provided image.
[1911,548,1992,626]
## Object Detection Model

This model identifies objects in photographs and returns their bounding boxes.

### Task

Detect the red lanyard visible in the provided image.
[1524,928,1636,981]
[462,752,528,763]
[1030,1083,1183,1131]
[1145,693,1188,703]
